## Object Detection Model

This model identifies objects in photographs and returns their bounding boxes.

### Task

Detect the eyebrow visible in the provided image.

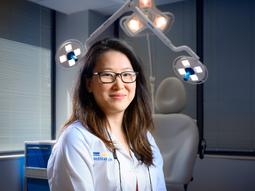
[100,67,134,71]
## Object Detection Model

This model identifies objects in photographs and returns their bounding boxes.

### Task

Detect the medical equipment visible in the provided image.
[55,0,208,84]
[153,77,198,190]
[56,39,84,68]
[119,0,174,36]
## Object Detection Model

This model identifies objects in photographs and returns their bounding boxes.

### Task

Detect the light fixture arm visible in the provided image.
[56,0,207,84]
[132,6,199,59]
[85,0,199,59]
[85,0,132,50]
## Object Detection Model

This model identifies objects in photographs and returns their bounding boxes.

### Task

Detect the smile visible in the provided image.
[109,94,126,99]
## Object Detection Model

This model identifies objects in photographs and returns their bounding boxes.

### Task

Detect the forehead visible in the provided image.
[95,50,133,70]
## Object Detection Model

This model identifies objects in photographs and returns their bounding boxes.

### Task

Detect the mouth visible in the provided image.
[109,93,126,99]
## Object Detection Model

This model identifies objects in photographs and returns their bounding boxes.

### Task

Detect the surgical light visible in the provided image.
[173,56,208,84]
[56,0,208,85]
[139,0,153,9]
[120,0,174,36]
[153,15,168,30]
[126,15,145,35]
[56,39,84,68]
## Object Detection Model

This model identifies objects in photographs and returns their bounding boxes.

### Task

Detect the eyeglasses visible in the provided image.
[93,71,138,84]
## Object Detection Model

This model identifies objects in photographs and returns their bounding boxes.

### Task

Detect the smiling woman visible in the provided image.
[87,50,137,117]
[47,38,166,191]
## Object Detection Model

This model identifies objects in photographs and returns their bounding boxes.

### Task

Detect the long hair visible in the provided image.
[64,38,154,165]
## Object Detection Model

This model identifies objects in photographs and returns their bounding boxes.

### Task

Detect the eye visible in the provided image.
[122,72,134,77]
[100,72,114,77]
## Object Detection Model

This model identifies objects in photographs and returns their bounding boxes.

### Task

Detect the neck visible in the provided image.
[106,112,130,154]
[106,112,124,132]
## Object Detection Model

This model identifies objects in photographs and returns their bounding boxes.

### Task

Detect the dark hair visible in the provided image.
[64,38,154,165]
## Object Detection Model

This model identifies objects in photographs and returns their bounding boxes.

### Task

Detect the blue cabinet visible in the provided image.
[24,141,55,191]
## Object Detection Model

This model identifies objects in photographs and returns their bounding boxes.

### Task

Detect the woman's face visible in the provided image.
[87,50,136,116]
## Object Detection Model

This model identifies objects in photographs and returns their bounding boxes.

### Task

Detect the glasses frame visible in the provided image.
[93,71,138,84]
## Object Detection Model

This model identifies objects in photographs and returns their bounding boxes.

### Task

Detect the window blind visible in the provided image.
[0,0,52,152]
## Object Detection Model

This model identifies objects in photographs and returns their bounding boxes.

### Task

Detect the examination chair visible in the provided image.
[152,77,199,191]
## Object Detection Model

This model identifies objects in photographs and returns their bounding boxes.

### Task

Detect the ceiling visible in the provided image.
[27,0,183,15]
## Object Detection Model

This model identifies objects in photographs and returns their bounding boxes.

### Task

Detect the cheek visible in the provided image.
[91,83,110,100]
[89,79,105,93]
[129,84,136,99]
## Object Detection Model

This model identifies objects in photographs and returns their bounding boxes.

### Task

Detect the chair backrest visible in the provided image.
[155,77,186,114]
[152,77,199,188]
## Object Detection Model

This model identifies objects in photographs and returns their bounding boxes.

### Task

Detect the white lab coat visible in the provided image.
[47,121,166,191]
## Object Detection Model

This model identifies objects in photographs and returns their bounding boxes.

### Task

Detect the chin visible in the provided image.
[108,106,128,114]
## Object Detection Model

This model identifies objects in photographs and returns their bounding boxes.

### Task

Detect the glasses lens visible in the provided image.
[121,71,137,83]
[97,71,138,83]
[99,72,115,83]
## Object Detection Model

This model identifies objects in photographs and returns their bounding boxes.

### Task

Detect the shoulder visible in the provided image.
[56,121,99,151]
[146,132,166,190]
[47,121,100,190]
[62,121,93,138]
[49,121,105,166]
[61,121,92,141]
[147,131,163,165]
[147,131,157,146]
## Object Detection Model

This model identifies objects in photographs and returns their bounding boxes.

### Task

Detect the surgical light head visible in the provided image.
[56,39,84,68]
[173,56,208,84]
[55,0,208,84]
[120,0,174,37]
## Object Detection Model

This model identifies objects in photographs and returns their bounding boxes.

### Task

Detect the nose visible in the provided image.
[112,75,124,89]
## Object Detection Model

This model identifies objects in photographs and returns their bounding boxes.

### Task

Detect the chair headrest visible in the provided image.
[155,77,186,114]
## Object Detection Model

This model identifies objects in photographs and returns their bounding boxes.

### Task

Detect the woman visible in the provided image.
[47,38,166,191]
